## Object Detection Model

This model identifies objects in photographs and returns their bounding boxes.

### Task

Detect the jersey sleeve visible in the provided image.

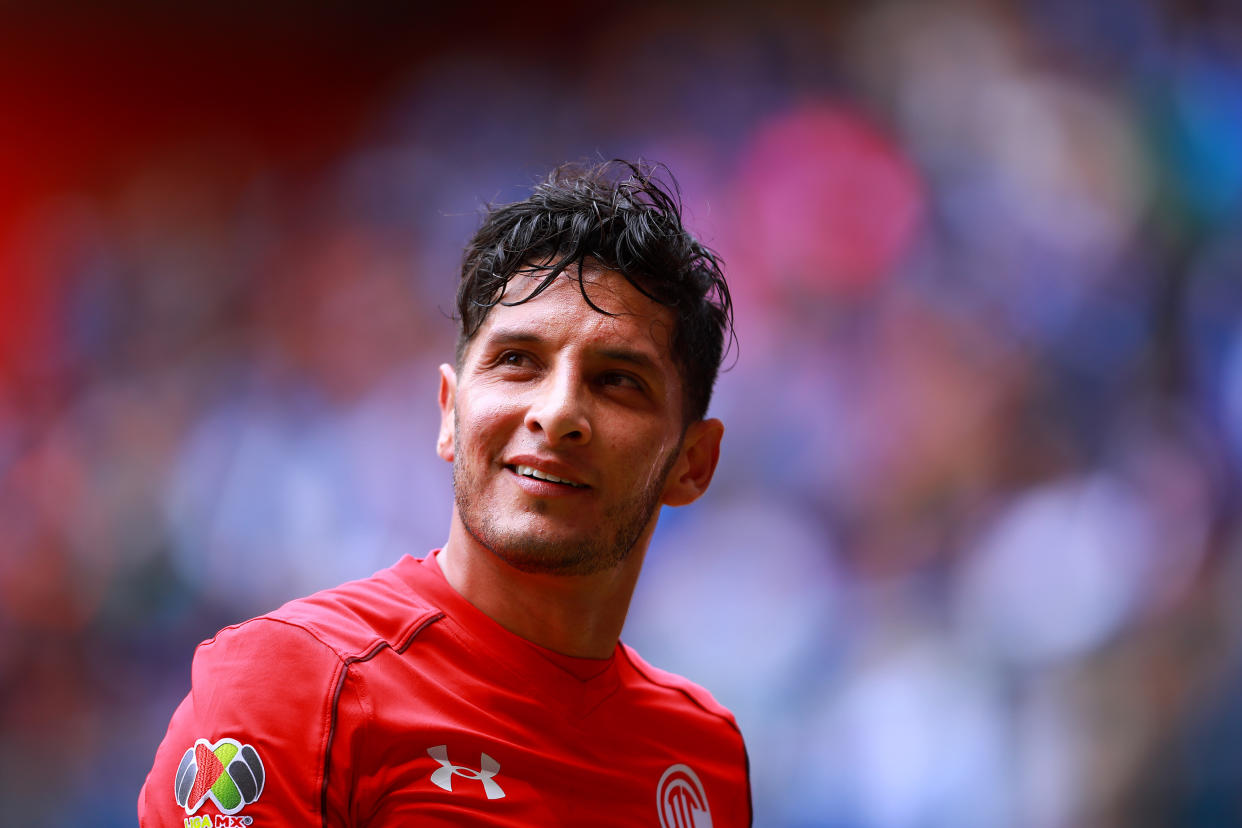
[138,617,351,827]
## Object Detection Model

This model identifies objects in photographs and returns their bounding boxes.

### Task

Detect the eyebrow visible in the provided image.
[595,346,658,373]
[486,329,543,347]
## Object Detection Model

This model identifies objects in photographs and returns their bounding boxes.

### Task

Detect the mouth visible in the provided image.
[506,464,590,489]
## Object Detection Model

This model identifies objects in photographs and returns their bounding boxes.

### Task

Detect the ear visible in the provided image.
[661,418,724,507]
[436,363,457,463]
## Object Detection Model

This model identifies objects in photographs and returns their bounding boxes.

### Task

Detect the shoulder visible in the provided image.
[139,558,445,826]
[178,559,444,740]
[618,643,742,735]
[186,559,442,678]
[261,558,444,662]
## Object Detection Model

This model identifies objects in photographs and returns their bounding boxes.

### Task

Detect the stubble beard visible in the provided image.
[452,443,681,577]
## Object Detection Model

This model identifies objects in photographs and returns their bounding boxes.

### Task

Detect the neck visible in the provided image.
[437,511,653,659]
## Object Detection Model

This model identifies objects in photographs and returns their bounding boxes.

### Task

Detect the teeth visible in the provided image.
[515,465,585,487]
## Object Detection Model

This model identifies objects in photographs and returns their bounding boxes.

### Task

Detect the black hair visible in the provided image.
[455,159,734,423]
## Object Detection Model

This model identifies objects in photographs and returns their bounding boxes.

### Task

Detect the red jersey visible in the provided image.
[139,552,751,827]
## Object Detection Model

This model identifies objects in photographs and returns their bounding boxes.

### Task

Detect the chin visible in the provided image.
[475,527,634,577]
[456,485,654,578]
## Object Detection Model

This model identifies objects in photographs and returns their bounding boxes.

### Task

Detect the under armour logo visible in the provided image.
[427,745,506,800]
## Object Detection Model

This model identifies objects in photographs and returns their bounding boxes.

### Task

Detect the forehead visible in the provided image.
[469,266,679,365]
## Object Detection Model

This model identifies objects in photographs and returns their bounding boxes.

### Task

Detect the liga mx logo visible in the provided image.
[657,764,713,828]
[175,738,265,816]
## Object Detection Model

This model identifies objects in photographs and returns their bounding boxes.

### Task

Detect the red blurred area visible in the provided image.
[0,7,403,379]
[0,2,596,382]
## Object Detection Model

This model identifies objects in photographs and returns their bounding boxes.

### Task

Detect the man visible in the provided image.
[140,160,750,826]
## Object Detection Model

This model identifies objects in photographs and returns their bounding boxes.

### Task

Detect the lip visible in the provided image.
[503,455,592,493]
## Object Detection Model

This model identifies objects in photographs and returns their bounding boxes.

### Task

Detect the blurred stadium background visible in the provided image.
[3,1,1242,825]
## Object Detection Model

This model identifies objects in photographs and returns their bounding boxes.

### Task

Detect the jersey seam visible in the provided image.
[620,647,753,825]
[319,610,444,828]
[224,610,435,664]
[197,616,349,821]
[618,646,742,735]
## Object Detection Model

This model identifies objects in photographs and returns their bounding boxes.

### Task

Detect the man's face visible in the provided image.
[438,266,702,576]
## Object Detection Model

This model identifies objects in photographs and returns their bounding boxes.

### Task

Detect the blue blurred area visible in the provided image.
[3,2,1242,826]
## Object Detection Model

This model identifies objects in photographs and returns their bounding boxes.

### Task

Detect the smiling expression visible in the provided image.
[437,265,693,576]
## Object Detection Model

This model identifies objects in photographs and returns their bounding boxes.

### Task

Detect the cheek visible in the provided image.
[456,397,523,456]
[613,430,681,480]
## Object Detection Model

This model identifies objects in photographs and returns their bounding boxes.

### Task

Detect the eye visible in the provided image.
[495,350,534,368]
[483,350,540,378]
[599,371,642,390]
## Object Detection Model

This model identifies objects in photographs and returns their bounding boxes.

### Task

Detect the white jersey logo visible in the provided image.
[657,764,713,828]
[427,745,506,800]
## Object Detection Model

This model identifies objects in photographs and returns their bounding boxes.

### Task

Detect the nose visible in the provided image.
[524,366,592,446]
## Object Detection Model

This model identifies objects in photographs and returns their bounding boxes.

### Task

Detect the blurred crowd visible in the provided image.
[2,1,1242,825]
